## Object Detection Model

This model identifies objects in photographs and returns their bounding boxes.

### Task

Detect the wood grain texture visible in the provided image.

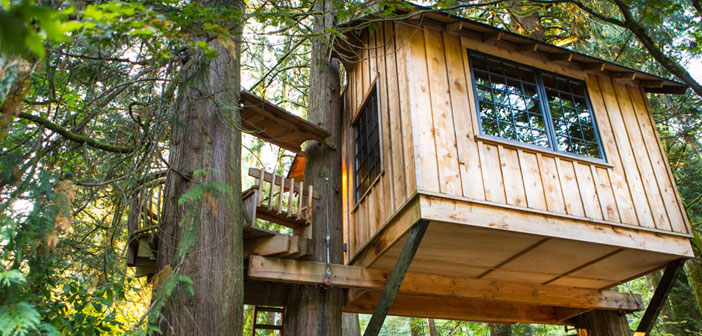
[341,22,692,267]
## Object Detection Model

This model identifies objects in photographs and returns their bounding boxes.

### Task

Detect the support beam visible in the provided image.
[363,220,429,336]
[245,234,291,258]
[247,256,643,311]
[634,259,686,335]
[347,291,572,325]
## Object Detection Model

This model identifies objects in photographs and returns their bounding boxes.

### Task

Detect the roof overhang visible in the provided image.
[240,90,330,155]
[334,2,687,95]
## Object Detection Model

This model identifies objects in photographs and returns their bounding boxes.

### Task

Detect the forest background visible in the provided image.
[1,0,702,335]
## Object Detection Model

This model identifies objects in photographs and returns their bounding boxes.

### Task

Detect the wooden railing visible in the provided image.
[127,185,163,239]
[244,168,316,230]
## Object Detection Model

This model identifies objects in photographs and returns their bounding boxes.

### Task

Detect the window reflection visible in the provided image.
[469,52,603,159]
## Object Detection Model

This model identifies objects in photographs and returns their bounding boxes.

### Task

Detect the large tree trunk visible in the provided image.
[283,0,343,335]
[574,310,631,336]
[342,313,361,336]
[687,256,702,315]
[489,323,512,336]
[153,2,244,334]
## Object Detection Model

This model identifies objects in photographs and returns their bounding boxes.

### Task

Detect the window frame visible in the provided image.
[351,82,384,206]
[467,50,607,163]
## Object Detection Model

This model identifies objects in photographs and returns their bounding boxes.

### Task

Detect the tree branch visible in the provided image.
[17,112,134,153]
[610,0,702,98]
[532,0,702,98]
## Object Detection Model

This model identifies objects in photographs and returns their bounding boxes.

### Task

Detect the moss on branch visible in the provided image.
[17,112,134,153]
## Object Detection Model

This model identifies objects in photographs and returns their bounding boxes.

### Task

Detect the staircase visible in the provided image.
[127,168,315,278]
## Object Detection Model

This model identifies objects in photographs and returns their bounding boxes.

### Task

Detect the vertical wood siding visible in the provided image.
[342,23,690,262]
[344,22,419,260]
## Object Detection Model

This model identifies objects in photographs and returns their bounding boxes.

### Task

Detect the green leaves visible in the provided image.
[0,0,74,58]
[0,302,40,336]
[0,270,26,288]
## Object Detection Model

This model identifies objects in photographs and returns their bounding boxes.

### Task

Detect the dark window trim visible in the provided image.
[467,50,607,163]
[351,83,383,206]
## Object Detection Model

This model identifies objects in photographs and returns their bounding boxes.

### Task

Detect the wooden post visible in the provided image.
[363,220,429,336]
[634,259,686,335]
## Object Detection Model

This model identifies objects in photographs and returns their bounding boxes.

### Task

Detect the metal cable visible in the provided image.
[324,177,332,286]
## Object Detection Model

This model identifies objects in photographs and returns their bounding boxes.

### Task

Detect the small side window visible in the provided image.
[352,86,381,202]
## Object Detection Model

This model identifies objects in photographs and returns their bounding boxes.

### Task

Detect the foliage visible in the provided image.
[1,0,702,335]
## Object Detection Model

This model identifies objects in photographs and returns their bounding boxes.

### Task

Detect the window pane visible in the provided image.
[353,87,382,202]
[543,73,602,158]
[470,52,548,148]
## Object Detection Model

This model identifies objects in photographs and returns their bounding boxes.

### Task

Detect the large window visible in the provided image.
[468,51,605,160]
[353,86,381,202]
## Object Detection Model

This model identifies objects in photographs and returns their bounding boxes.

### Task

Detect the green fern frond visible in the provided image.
[0,302,40,336]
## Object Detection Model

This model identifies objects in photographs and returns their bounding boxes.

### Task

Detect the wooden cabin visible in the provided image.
[129,4,695,330]
[329,5,693,325]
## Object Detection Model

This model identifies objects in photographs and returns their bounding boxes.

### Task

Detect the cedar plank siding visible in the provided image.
[342,22,690,263]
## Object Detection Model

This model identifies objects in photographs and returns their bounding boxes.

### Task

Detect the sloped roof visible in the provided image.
[335,2,687,94]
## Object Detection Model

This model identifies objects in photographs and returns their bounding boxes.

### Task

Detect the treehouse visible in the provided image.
[324,6,693,326]
[129,3,695,332]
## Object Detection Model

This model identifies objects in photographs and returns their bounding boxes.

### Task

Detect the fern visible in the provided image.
[0,302,40,336]
[0,270,25,288]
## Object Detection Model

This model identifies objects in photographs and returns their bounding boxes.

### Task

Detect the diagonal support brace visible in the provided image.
[635,258,686,335]
[363,220,429,336]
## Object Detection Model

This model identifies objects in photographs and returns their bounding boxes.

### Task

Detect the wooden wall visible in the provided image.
[342,22,418,262]
[342,22,691,263]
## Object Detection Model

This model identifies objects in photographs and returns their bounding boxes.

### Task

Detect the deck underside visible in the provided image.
[341,193,692,324]
[369,222,681,290]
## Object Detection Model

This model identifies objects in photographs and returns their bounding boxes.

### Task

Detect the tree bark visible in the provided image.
[153,1,244,334]
[574,310,631,336]
[687,258,702,315]
[342,313,361,336]
[489,323,512,336]
[283,0,344,335]
[508,0,544,41]
[427,319,438,336]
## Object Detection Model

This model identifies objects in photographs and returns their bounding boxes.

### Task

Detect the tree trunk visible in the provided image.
[574,310,631,336]
[489,323,512,336]
[427,319,438,336]
[283,0,343,335]
[342,313,361,336]
[508,0,544,41]
[687,256,702,315]
[153,1,244,334]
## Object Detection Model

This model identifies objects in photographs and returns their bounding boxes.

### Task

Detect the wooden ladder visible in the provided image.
[251,305,285,336]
